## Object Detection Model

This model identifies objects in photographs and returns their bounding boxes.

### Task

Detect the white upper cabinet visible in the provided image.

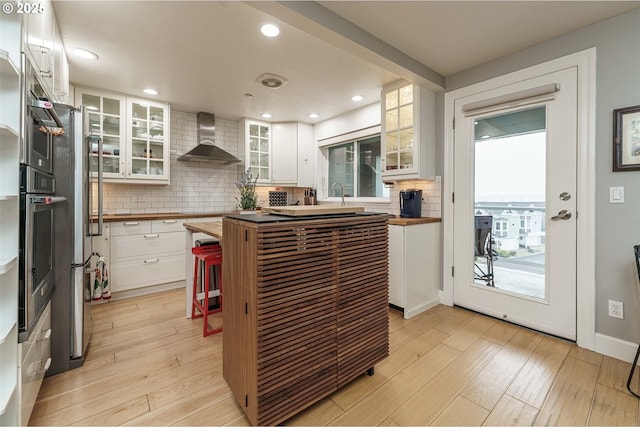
[76,88,171,184]
[126,98,170,183]
[270,123,298,185]
[51,18,69,103]
[240,119,271,183]
[381,80,436,180]
[25,0,54,97]
[78,88,126,179]
[24,0,68,103]
[240,119,312,186]
[296,123,314,188]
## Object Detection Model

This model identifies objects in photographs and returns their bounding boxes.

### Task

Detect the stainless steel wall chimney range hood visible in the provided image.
[177,112,241,164]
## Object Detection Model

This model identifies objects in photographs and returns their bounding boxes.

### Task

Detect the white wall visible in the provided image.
[314,102,381,142]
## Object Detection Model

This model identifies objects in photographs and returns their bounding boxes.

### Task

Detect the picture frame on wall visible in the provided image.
[613,104,640,172]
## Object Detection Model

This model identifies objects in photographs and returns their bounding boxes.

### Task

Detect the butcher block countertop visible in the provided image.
[94,212,233,222]
[387,216,441,226]
[183,221,223,240]
[94,211,441,226]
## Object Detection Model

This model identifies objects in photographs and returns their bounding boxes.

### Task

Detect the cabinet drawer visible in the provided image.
[111,255,185,292]
[111,231,184,261]
[110,220,152,236]
[152,218,185,233]
[20,302,51,426]
[20,303,51,363]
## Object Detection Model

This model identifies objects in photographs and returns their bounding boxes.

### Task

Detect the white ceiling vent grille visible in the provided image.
[256,73,288,89]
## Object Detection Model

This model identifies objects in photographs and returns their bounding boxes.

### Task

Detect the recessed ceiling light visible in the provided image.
[260,23,280,37]
[308,113,320,118]
[261,113,272,119]
[86,105,99,111]
[480,135,491,139]
[72,48,98,60]
[351,95,364,102]
[143,88,158,95]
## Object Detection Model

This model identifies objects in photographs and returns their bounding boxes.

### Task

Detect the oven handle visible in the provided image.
[31,196,67,205]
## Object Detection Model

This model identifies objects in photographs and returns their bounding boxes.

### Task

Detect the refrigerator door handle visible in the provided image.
[89,136,103,237]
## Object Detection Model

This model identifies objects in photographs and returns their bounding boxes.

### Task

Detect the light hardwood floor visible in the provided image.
[30,288,640,426]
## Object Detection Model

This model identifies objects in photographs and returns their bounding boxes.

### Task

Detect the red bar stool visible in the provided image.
[191,244,223,337]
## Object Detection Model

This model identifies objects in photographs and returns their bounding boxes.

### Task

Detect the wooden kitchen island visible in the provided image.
[221,213,389,426]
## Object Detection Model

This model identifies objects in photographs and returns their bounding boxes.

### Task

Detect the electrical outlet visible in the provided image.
[608,300,624,319]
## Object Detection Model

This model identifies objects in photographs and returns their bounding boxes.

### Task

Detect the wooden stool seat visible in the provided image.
[191,245,223,337]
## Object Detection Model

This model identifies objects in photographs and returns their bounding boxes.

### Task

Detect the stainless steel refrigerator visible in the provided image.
[49,103,94,375]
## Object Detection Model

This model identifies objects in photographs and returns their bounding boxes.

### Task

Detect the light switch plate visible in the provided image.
[609,186,624,204]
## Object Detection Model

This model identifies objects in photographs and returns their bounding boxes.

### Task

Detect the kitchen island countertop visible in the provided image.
[183,221,223,240]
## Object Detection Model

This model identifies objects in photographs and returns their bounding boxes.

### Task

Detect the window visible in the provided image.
[494,220,508,237]
[520,215,532,233]
[326,135,389,199]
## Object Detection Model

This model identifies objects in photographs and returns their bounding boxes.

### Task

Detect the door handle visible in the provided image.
[551,210,572,220]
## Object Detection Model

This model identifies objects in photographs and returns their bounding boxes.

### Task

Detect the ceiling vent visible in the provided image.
[256,73,288,89]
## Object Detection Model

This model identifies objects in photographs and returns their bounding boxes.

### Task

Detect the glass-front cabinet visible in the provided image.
[243,120,271,183]
[381,80,436,180]
[81,90,125,178]
[76,88,170,184]
[127,98,169,181]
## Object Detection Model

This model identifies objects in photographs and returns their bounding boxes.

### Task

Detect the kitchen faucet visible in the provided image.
[331,182,345,206]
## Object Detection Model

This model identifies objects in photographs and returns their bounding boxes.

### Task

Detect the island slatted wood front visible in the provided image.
[222,215,389,426]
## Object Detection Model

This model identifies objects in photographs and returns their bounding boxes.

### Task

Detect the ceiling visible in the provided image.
[53,1,640,124]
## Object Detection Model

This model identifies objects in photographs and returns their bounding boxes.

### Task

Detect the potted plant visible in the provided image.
[236,169,259,212]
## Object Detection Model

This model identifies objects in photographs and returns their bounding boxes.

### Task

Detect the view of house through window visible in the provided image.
[327,135,389,199]
[473,106,546,299]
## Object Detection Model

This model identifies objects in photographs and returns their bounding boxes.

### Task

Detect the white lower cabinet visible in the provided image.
[18,302,51,426]
[111,255,185,292]
[110,219,186,294]
[389,223,441,319]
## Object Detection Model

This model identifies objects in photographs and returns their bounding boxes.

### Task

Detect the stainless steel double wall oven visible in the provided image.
[18,54,65,342]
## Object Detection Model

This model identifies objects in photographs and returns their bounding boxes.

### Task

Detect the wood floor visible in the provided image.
[30,288,640,426]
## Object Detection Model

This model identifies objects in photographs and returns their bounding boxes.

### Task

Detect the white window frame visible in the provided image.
[321,128,390,203]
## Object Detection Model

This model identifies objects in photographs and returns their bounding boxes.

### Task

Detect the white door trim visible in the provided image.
[442,48,596,350]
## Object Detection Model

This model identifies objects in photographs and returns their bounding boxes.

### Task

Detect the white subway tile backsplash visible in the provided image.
[100,110,241,214]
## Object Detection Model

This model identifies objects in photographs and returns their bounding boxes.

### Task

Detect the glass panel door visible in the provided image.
[452,67,578,340]
[247,123,270,181]
[384,83,414,171]
[130,101,166,177]
[83,93,122,176]
[473,106,546,299]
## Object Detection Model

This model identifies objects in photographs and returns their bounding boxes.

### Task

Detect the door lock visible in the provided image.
[551,210,572,220]
[559,192,571,201]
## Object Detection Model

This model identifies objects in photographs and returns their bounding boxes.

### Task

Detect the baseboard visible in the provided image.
[439,289,453,306]
[108,281,184,301]
[436,293,638,365]
[404,298,440,319]
[594,333,639,365]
